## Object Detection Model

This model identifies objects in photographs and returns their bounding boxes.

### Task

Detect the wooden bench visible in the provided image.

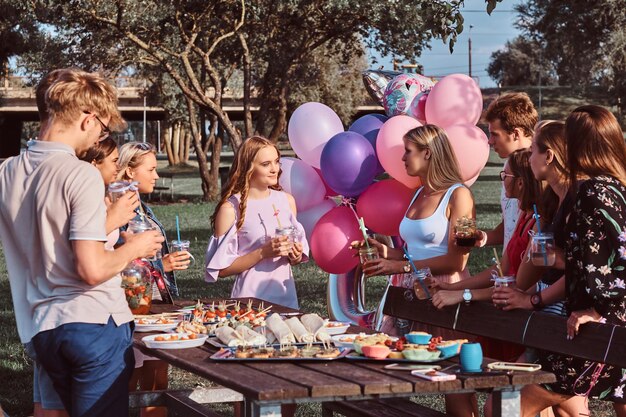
[322,398,448,417]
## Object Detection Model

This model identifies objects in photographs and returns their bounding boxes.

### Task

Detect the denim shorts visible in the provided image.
[23,342,65,410]
[32,317,135,417]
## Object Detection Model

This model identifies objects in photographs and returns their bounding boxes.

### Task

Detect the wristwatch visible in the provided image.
[530,292,544,310]
[463,289,472,304]
[403,262,411,273]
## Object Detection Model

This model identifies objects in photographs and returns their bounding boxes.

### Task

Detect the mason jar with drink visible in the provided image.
[454,217,478,247]
[530,232,556,266]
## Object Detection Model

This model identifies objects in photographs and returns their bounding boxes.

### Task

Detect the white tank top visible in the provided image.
[399,184,464,261]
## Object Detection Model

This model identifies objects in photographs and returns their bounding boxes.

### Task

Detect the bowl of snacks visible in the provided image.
[402,345,441,361]
[323,321,351,335]
[405,331,432,345]
[361,344,391,360]
[436,341,460,357]
[353,334,390,354]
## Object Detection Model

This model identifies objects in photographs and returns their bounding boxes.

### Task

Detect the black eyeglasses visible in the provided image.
[499,171,516,181]
[83,111,110,141]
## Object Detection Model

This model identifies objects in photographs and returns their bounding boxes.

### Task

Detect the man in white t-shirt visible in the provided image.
[0,69,164,417]
[481,92,537,251]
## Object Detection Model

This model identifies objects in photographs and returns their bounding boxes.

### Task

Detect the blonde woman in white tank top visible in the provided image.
[359,125,478,417]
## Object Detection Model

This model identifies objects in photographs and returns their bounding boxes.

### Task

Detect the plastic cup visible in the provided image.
[170,239,195,267]
[129,218,162,261]
[108,181,132,203]
[275,226,297,249]
[531,232,556,266]
[493,275,516,288]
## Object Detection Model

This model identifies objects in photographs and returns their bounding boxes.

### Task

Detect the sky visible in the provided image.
[369,0,522,88]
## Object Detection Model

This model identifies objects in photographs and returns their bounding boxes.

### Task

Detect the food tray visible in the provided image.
[210,346,350,361]
[134,320,180,333]
[345,351,457,363]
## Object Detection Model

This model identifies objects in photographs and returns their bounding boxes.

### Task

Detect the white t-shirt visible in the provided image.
[501,170,521,252]
[0,140,132,344]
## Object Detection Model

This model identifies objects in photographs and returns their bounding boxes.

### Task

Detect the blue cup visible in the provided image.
[459,342,483,373]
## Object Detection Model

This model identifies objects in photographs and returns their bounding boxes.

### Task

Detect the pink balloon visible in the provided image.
[288,102,344,169]
[313,168,339,197]
[279,157,326,211]
[356,179,417,236]
[310,206,361,274]
[297,199,337,243]
[425,74,483,128]
[376,115,422,188]
[444,124,490,182]
[465,172,480,187]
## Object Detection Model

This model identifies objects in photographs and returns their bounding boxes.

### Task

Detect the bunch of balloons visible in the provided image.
[281,72,489,275]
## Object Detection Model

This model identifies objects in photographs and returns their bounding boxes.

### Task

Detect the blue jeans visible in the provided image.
[32,317,135,417]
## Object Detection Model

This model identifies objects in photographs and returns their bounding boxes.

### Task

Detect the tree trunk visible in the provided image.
[186,98,217,201]
[163,125,175,166]
[182,130,190,163]
[172,122,181,165]
[267,83,289,143]
[239,33,253,138]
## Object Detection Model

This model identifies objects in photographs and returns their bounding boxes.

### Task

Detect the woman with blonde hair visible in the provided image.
[117,141,191,417]
[205,136,308,309]
[359,124,477,417]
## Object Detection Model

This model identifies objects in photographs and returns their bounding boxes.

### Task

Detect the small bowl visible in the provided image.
[402,348,440,361]
[405,332,432,345]
[436,342,459,357]
[331,333,360,349]
[361,344,391,360]
[323,321,351,336]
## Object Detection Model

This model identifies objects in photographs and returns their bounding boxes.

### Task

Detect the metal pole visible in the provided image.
[142,80,147,143]
[468,25,473,78]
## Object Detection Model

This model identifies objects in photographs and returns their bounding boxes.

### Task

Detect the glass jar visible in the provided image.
[358,246,379,264]
[530,232,556,266]
[120,259,153,315]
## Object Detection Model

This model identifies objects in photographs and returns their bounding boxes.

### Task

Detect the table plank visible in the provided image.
[299,362,413,395]
[245,362,361,398]
[134,342,307,401]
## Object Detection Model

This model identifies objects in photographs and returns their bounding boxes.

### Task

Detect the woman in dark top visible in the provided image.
[515,107,626,416]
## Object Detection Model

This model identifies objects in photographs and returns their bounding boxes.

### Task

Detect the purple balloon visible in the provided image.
[348,114,389,175]
[320,132,377,197]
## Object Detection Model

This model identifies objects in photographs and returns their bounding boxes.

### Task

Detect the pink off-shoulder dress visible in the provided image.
[204,190,309,309]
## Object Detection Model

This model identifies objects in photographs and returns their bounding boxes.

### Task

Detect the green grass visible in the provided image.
[0,150,614,416]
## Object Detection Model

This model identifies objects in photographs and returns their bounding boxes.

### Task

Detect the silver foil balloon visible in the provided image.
[362,69,402,106]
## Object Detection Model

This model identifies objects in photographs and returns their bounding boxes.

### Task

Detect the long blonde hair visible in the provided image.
[404,124,464,192]
[116,142,157,181]
[210,136,282,231]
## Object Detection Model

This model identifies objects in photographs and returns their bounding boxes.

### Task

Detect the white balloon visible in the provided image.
[279,157,326,212]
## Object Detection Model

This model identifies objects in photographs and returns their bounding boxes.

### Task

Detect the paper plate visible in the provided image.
[142,333,208,349]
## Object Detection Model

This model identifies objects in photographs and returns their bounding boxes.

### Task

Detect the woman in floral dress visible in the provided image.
[518,105,626,417]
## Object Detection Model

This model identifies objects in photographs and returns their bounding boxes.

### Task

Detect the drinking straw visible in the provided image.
[358,217,370,249]
[176,215,181,241]
[402,247,430,298]
[272,204,282,228]
[492,248,504,277]
[533,204,548,264]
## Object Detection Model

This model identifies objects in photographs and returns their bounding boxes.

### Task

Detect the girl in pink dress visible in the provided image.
[205,136,308,309]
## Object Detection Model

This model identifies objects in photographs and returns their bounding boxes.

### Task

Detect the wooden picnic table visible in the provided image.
[133,298,556,417]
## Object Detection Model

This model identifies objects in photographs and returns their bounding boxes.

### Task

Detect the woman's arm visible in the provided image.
[285,193,304,265]
[431,287,494,309]
[213,202,290,278]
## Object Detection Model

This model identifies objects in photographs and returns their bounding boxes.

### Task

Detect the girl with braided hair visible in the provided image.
[205,136,309,309]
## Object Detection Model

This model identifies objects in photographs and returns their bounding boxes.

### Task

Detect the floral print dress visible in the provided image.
[538,176,626,402]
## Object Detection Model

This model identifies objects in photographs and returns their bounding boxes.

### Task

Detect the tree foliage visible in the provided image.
[487,36,557,86]
[512,0,626,98]
[10,0,503,200]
